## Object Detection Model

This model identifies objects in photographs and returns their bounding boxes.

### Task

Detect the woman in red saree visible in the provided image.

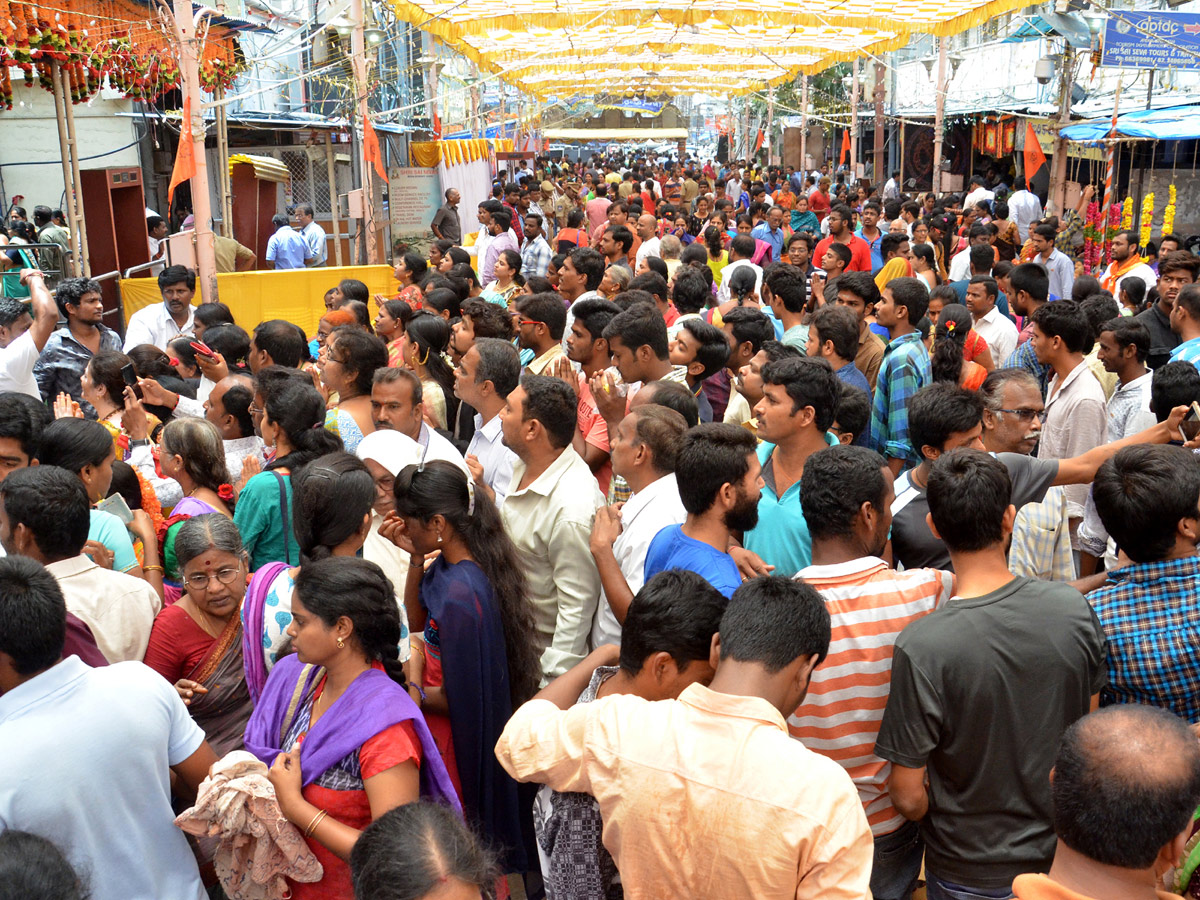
[143,513,252,756]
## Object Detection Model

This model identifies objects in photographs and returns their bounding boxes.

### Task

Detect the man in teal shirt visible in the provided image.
[743,356,841,577]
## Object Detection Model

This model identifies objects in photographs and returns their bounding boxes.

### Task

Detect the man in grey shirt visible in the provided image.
[431,188,462,243]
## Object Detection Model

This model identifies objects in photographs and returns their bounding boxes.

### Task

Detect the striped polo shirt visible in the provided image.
[790,557,953,836]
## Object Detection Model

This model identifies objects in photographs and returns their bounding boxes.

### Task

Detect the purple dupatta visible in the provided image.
[243,653,461,811]
[242,561,290,703]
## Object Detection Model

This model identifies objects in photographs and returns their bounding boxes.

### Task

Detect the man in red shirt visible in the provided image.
[808,176,833,222]
[815,205,873,273]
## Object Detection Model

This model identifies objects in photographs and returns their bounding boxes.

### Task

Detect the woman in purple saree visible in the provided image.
[244,557,458,900]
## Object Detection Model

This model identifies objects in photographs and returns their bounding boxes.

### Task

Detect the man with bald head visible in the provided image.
[1012,705,1200,900]
[202,373,265,482]
[634,213,661,272]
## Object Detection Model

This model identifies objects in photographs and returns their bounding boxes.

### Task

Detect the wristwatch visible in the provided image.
[129,438,150,448]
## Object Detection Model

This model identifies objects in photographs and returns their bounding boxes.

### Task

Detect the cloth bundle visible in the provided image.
[176,750,323,900]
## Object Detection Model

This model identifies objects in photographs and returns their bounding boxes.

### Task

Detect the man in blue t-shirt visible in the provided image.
[644,423,761,598]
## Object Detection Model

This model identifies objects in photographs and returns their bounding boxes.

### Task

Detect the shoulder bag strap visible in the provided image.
[271,470,291,563]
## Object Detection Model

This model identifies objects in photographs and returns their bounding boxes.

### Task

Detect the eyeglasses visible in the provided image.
[993,407,1047,422]
[185,565,243,591]
[249,404,263,416]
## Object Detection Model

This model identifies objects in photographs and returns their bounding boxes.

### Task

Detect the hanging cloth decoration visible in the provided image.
[363,114,388,182]
[168,96,196,212]
[1023,120,1047,182]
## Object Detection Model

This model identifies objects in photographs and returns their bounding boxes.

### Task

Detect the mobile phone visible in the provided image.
[1181,401,1200,442]
[120,363,138,388]
[190,340,216,359]
[97,492,134,525]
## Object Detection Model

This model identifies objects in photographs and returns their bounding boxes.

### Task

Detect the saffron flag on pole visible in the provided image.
[1023,120,1048,183]
[363,113,388,182]
[839,129,851,167]
[168,96,196,211]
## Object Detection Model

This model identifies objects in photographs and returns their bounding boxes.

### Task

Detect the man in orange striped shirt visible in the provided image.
[791,444,953,900]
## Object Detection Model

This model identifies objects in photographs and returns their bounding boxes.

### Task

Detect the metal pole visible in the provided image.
[873,61,885,187]
[800,75,808,174]
[215,85,231,237]
[50,64,82,277]
[1048,46,1075,216]
[351,0,380,265]
[850,58,859,182]
[932,37,948,194]
[171,0,218,300]
[59,66,91,277]
[325,131,344,267]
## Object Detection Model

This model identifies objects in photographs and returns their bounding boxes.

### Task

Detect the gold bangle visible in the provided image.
[142,565,164,573]
[304,809,329,838]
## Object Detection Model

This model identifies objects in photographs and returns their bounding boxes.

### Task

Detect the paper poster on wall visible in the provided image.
[388,167,441,235]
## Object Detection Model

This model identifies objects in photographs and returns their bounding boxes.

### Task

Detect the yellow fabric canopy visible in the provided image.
[410,138,515,169]
[382,0,1028,98]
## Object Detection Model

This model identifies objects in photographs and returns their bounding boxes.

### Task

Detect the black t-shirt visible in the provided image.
[1136,302,1179,370]
[890,453,1059,571]
[875,576,1107,889]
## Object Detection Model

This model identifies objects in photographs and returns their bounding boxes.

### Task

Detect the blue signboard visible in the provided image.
[1101,10,1200,70]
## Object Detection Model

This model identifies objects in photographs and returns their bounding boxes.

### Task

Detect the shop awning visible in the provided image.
[382,0,1032,98]
[228,154,291,183]
[1061,105,1200,143]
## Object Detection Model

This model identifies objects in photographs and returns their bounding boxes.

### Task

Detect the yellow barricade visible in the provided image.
[118,266,399,339]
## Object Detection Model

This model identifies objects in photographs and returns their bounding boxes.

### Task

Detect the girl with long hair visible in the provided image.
[392,252,428,309]
[401,312,457,431]
[233,380,342,569]
[931,303,988,390]
[374,298,413,367]
[703,225,728,286]
[245,556,458,900]
[386,461,539,873]
[911,244,940,292]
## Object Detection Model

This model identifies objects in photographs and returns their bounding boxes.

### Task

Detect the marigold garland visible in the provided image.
[1121,197,1134,230]
[0,0,243,111]
[1162,184,1177,239]
[1140,193,1155,249]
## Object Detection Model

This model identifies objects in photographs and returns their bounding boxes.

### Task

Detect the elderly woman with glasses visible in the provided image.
[143,514,254,756]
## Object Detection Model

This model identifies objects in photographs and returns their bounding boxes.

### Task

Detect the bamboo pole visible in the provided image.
[50,63,82,277]
[800,76,808,174]
[215,85,232,237]
[326,131,344,267]
[850,58,859,181]
[59,66,90,277]
[932,37,947,194]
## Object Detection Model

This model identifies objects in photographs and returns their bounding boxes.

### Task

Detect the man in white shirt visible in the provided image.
[947,226,992,284]
[202,374,266,483]
[123,264,196,352]
[589,405,689,646]
[0,269,57,398]
[370,367,467,474]
[295,204,327,267]
[1008,177,1043,243]
[455,338,520,505]
[965,275,1018,367]
[963,175,995,212]
[0,466,161,663]
[0,552,215,900]
[883,170,900,200]
[500,375,605,682]
[1031,223,1076,300]
[633,214,661,272]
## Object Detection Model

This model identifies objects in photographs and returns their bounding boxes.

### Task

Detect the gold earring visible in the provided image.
[337,637,345,649]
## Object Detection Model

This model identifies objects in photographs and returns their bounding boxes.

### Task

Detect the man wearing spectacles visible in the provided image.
[888,377,1187,575]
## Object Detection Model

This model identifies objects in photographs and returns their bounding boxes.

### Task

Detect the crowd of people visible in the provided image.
[2,151,1200,900]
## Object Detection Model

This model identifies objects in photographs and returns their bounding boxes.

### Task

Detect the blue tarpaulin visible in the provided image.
[1060,105,1200,143]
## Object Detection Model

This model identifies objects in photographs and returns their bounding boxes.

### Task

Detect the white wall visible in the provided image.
[0,78,142,213]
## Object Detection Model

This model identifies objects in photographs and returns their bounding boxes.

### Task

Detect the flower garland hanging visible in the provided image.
[1140,193,1155,249]
[0,0,244,110]
[1082,201,1103,275]
[1121,197,1134,230]
[1162,184,1177,239]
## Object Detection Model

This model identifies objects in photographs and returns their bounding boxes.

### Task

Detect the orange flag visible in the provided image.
[839,129,851,166]
[1023,121,1048,183]
[168,95,196,211]
[362,114,388,182]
